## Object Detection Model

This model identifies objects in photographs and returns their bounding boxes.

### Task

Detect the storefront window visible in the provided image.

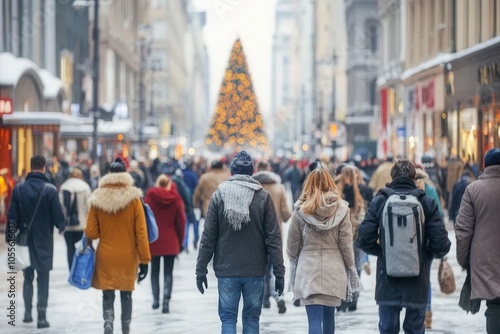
[460,108,478,164]
[448,110,459,157]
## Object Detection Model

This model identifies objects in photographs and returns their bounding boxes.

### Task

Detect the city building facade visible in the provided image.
[0,0,68,176]
[345,0,380,158]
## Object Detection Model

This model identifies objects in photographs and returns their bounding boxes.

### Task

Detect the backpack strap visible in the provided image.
[379,187,394,198]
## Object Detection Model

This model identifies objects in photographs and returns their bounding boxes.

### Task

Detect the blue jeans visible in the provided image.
[305,305,335,334]
[378,305,426,334]
[218,277,264,334]
[427,259,433,311]
[182,217,199,249]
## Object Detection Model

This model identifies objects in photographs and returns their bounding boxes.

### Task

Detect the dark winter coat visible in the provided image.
[172,175,196,222]
[356,176,451,308]
[182,168,199,195]
[7,172,65,272]
[145,186,186,257]
[448,174,473,222]
[456,165,500,300]
[196,175,285,278]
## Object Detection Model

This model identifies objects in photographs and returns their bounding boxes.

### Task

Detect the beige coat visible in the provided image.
[85,172,151,291]
[287,195,355,307]
[368,161,393,194]
[456,165,500,300]
[253,171,292,231]
[193,168,230,217]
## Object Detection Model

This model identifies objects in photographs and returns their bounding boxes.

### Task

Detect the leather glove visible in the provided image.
[196,275,208,294]
[275,276,285,296]
[137,264,148,283]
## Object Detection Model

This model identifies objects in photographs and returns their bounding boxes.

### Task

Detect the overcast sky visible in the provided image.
[192,0,276,119]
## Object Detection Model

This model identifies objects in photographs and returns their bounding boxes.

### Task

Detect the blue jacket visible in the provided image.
[7,172,65,272]
[356,176,451,307]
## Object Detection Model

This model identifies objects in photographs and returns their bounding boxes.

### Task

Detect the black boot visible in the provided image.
[103,309,114,334]
[37,309,50,329]
[162,276,172,314]
[152,299,160,310]
[23,308,33,323]
[122,320,131,334]
[162,300,169,314]
[103,290,115,334]
[120,291,132,333]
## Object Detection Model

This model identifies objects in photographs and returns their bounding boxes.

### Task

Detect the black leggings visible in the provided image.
[103,290,132,321]
[150,255,175,300]
[486,299,500,334]
[64,231,83,270]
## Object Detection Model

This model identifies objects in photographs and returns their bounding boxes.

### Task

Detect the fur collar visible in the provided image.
[89,172,142,214]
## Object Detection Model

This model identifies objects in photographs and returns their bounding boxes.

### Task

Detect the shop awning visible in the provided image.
[60,119,134,139]
[2,111,82,126]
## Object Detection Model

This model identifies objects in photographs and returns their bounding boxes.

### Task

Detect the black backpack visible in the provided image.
[62,190,79,227]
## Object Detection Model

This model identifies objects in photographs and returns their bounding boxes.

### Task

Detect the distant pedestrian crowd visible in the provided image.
[2,147,500,334]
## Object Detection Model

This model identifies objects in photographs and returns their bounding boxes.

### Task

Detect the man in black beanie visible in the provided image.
[196,150,285,333]
[456,148,500,334]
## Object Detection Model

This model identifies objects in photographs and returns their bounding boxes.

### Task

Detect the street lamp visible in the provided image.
[137,24,151,156]
[73,0,111,164]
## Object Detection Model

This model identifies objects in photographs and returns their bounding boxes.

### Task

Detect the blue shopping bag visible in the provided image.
[68,235,95,290]
[142,198,159,243]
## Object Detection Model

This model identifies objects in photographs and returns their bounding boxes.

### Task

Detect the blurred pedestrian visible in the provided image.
[253,160,292,313]
[336,165,366,312]
[145,174,186,313]
[171,169,198,252]
[196,151,285,334]
[357,159,451,334]
[456,148,500,334]
[284,160,303,203]
[59,168,91,270]
[89,164,100,192]
[192,159,230,218]
[0,167,15,231]
[415,168,444,329]
[7,155,65,328]
[287,164,360,333]
[85,158,151,334]
[449,170,474,227]
[368,155,394,195]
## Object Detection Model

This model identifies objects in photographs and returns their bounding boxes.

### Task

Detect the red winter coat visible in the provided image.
[145,185,186,256]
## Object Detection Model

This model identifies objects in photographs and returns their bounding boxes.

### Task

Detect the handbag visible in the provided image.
[68,235,95,290]
[142,198,158,243]
[12,184,48,271]
[438,257,456,294]
[458,268,481,314]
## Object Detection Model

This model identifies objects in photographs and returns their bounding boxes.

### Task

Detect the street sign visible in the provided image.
[397,126,406,137]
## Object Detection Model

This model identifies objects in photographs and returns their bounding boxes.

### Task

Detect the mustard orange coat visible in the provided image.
[85,172,151,291]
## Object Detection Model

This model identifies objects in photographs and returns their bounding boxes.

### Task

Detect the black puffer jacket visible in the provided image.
[196,175,285,279]
[7,172,65,271]
[356,176,451,308]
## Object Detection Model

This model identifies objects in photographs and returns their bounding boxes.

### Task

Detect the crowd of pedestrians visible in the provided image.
[2,147,500,333]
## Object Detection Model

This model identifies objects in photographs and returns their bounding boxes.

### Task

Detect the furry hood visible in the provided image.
[297,192,349,230]
[89,172,143,214]
[252,171,281,185]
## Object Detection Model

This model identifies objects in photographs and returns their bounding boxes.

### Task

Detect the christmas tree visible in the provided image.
[206,39,268,151]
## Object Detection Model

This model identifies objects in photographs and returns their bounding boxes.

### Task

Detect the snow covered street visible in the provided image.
[0,221,487,333]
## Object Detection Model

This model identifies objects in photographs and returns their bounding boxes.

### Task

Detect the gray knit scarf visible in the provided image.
[218,174,262,231]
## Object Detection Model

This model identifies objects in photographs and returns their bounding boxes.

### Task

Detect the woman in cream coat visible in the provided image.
[287,166,360,334]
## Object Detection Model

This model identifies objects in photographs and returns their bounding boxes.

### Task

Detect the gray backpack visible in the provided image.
[380,188,425,277]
